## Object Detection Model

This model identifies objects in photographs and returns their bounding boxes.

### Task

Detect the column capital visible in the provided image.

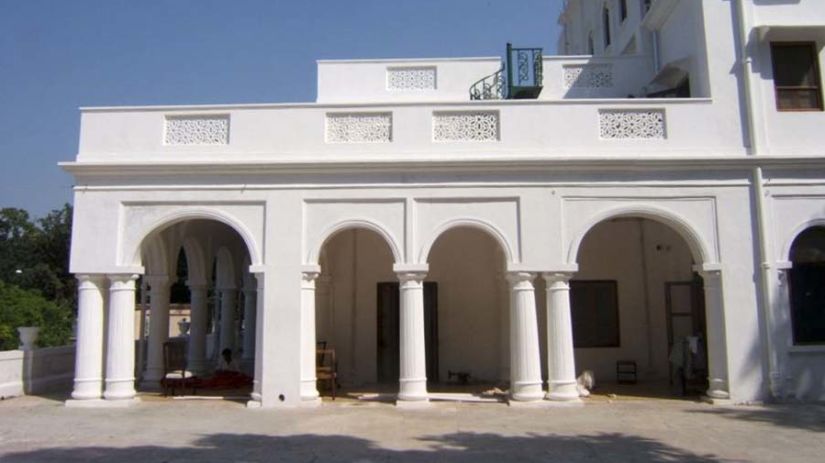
[506,271,535,285]
[396,271,428,284]
[108,274,139,289]
[542,272,575,285]
[76,274,106,288]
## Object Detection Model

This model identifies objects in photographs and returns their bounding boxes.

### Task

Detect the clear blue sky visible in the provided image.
[0,0,564,217]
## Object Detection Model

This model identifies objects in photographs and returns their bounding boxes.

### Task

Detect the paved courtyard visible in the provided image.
[0,393,823,462]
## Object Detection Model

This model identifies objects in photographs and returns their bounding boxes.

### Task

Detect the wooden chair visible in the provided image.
[316,348,338,400]
[162,339,197,396]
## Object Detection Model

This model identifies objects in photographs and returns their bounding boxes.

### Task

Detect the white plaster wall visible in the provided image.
[752,29,825,156]
[0,346,75,399]
[573,218,695,383]
[656,0,711,98]
[317,58,501,103]
[753,0,825,27]
[319,229,395,386]
[427,227,506,383]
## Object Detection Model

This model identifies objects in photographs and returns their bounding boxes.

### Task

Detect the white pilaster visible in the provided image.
[248,272,265,406]
[300,268,320,402]
[103,274,139,401]
[543,272,581,402]
[69,275,106,401]
[142,275,171,385]
[396,270,429,403]
[699,269,731,401]
[241,282,257,366]
[507,272,544,402]
[218,287,238,355]
[187,283,209,375]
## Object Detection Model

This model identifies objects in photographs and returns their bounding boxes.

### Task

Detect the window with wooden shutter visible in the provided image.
[770,42,823,112]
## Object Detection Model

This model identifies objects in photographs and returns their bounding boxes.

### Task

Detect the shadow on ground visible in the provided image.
[2,431,731,462]
[687,403,825,433]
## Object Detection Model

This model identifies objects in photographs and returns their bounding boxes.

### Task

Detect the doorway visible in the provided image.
[665,278,708,395]
[376,282,438,384]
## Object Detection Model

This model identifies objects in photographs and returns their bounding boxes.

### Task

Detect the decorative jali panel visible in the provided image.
[599,110,666,140]
[387,67,437,91]
[563,64,614,89]
[164,115,229,145]
[433,111,499,142]
[326,112,392,143]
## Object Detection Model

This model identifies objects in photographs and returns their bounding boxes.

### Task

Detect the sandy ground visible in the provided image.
[0,391,823,462]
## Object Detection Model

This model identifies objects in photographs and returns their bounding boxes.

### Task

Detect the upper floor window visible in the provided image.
[620,0,628,22]
[770,42,823,112]
[603,5,612,49]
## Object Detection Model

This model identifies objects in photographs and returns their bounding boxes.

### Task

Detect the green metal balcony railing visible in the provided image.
[470,43,543,100]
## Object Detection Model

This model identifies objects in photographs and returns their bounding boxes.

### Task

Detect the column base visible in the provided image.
[300,379,319,402]
[70,379,102,401]
[246,399,262,409]
[139,379,163,392]
[702,395,734,405]
[396,398,431,409]
[103,383,137,401]
[546,380,581,402]
[510,380,544,402]
[66,397,141,408]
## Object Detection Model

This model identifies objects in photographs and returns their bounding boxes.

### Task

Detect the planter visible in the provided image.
[17,326,40,351]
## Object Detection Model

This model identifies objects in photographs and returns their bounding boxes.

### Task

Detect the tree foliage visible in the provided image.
[0,280,72,350]
[0,204,74,349]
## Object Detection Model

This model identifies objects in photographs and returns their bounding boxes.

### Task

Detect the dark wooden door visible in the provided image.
[376,282,438,384]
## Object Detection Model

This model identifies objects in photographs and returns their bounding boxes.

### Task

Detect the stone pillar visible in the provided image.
[103,274,139,401]
[543,272,581,401]
[300,269,320,402]
[241,282,257,367]
[187,283,209,375]
[142,275,171,385]
[218,287,238,356]
[699,269,730,400]
[507,272,544,402]
[70,275,106,401]
[396,271,429,403]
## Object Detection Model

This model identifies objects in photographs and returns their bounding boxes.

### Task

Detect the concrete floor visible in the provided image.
[0,392,823,462]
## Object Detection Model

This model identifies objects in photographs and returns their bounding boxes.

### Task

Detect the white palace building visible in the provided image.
[62,0,825,408]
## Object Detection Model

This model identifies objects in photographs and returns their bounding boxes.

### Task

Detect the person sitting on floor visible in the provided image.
[216,348,241,373]
[200,348,251,389]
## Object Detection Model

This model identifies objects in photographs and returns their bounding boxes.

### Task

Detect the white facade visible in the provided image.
[62,0,825,408]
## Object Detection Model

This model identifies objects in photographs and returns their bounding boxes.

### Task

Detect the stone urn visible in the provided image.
[17,326,40,351]
[178,318,191,337]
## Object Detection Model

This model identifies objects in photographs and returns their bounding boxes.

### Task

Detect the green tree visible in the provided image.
[0,280,72,350]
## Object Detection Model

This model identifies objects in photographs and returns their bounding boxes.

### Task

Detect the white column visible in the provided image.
[507,272,544,402]
[142,275,171,384]
[300,269,320,402]
[187,283,209,375]
[543,272,581,401]
[700,269,730,400]
[396,271,429,403]
[70,275,106,401]
[241,283,257,366]
[249,273,265,405]
[103,274,139,401]
[218,287,238,355]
